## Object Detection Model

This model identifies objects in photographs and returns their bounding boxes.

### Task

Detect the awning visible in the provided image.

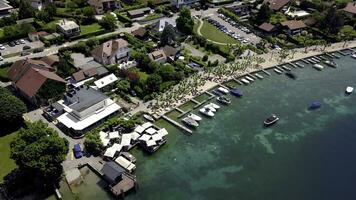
[151,133,162,141]
[120,134,131,146]
[130,132,141,140]
[139,134,151,142]
[145,127,157,135]
[109,131,120,139]
[157,128,168,137]
[146,139,156,147]
[141,122,153,130]
[134,125,145,134]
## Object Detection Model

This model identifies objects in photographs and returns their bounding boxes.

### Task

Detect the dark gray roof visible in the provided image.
[96,66,109,76]
[101,161,125,183]
[0,0,12,11]
[64,86,108,112]
[127,7,151,16]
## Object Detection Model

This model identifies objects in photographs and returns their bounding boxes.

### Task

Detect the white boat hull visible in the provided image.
[346,87,354,94]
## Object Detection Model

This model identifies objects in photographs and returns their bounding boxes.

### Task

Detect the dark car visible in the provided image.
[15,40,20,45]
[73,144,83,159]
[130,89,137,97]
[20,51,30,56]
[8,42,15,47]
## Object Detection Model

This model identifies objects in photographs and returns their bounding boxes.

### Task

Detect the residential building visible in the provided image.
[258,22,277,35]
[29,0,43,10]
[280,20,307,35]
[93,73,118,92]
[171,0,198,9]
[91,39,131,65]
[8,59,66,104]
[127,7,151,19]
[0,0,13,17]
[56,19,81,38]
[56,86,121,136]
[148,45,180,63]
[155,18,176,32]
[88,0,119,15]
[131,27,148,40]
[342,2,356,18]
[225,2,251,18]
[265,0,291,11]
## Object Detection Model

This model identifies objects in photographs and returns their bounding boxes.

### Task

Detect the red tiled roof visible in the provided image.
[343,2,356,15]
[281,20,307,30]
[258,22,276,32]
[91,39,129,61]
[40,55,59,66]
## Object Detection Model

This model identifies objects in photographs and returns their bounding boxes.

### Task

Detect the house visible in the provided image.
[148,46,180,63]
[342,2,356,18]
[127,7,151,19]
[29,0,44,10]
[56,19,81,38]
[0,0,13,17]
[91,39,131,65]
[258,22,277,34]
[131,27,148,40]
[88,0,119,14]
[71,67,109,83]
[101,161,126,184]
[93,73,118,92]
[286,10,310,19]
[280,20,307,35]
[155,18,176,32]
[7,59,66,104]
[40,55,59,67]
[225,2,251,18]
[56,86,121,136]
[266,0,291,11]
[171,0,198,9]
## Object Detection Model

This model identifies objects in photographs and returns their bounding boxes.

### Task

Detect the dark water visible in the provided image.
[127,54,356,200]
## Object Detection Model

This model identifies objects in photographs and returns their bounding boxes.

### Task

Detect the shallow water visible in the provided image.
[127,54,356,200]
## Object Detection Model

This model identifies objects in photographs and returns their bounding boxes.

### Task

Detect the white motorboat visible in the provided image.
[245,76,254,82]
[217,96,231,105]
[209,102,220,109]
[199,107,215,117]
[274,69,282,74]
[187,113,202,121]
[255,73,263,79]
[217,87,229,94]
[264,114,279,127]
[313,64,324,70]
[241,78,250,84]
[324,60,338,68]
[204,104,216,112]
[182,117,199,127]
[295,62,304,68]
[351,53,356,59]
[143,114,155,122]
[346,86,354,94]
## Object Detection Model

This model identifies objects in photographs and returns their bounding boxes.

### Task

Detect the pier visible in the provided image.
[162,115,193,134]
[190,98,201,105]
[281,65,291,71]
[233,78,243,85]
[338,50,347,56]
[175,108,185,114]
[289,63,297,68]
[276,66,284,71]
[325,53,334,58]
[301,59,310,64]
[262,69,271,75]
[248,73,258,80]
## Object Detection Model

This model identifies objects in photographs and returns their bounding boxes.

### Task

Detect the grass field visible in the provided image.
[0,132,17,181]
[199,20,238,45]
[0,66,10,80]
[80,23,103,36]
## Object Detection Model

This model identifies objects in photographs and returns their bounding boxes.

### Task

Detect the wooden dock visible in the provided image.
[110,173,138,199]
[162,115,193,134]
[338,50,347,56]
[175,108,185,114]
[276,66,284,71]
[288,62,297,68]
[233,78,243,85]
[301,59,310,64]
[262,69,271,76]
[190,98,200,105]
[325,53,334,58]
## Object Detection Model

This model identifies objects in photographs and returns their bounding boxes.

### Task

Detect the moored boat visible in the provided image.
[264,114,279,126]
[255,73,264,79]
[295,62,304,68]
[346,86,354,94]
[274,69,282,74]
[309,101,322,110]
[208,102,220,109]
[285,72,297,79]
[182,117,199,127]
[351,53,356,59]
[324,60,338,68]
[218,87,229,94]
[217,96,231,105]
[230,89,243,97]
[281,65,291,71]
[143,114,155,122]
[212,89,223,96]
[313,64,324,70]
[187,113,202,121]
[199,107,215,117]
[245,76,254,82]
[241,78,250,84]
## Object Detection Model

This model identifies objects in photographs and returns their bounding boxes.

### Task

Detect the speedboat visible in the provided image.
[351,53,356,59]
[230,89,243,97]
[143,114,155,122]
[217,87,229,94]
[264,114,279,126]
[346,86,354,94]
[255,73,263,79]
[212,89,223,96]
[204,104,216,112]
[245,76,254,82]
[309,101,322,110]
[209,102,220,109]
[274,69,282,74]
[295,62,304,68]
[182,117,199,127]
[241,78,250,84]
[199,107,215,117]
[187,113,202,121]
[217,96,231,105]
[324,60,338,68]
[285,72,297,79]
[281,65,291,71]
[313,64,324,70]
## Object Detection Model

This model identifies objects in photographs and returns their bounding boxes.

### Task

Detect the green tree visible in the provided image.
[176,6,194,35]
[157,64,175,81]
[99,13,117,31]
[83,6,95,21]
[320,6,344,34]
[10,121,68,187]
[160,24,176,46]
[0,88,26,132]
[116,79,131,93]
[146,74,162,92]
[338,25,356,47]
[255,3,271,24]
[84,130,103,156]
[57,51,75,77]
[18,0,35,19]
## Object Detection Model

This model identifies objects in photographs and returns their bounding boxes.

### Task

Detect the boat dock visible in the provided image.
[302,59,310,64]
[162,115,193,134]
[254,73,264,79]
[248,73,258,80]
[281,65,291,71]
[190,98,201,105]
[276,66,284,71]
[338,50,348,56]
[289,63,297,68]
[233,78,243,85]
[325,53,334,58]
[110,173,138,199]
[175,108,185,114]
[262,69,271,76]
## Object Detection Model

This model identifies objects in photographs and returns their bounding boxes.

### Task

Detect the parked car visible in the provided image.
[19,39,25,44]
[20,51,30,56]
[0,56,3,61]
[15,40,20,45]
[73,144,83,159]
[23,45,31,50]
[8,41,15,47]
[0,44,5,50]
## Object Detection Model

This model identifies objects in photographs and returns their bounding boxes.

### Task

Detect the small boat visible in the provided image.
[276,66,284,71]
[241,78,250,84]
[351,53,356,59]
[182,117,199,127]
[324,60,338,68]
[217,96,231,105]
[274,69,282,74]
[218,87,229,94]
[285,72,297,79]
[212,89,223,96]
[264,114,279,126]
[346,86,354,94]
[281,65,291,71]
[313,64,324,70]
[255,73,263,79]
[188,113,202,121]
[208,102,220,109]
[230,89,243,97]
[309,101,322,110]
[199,107,215,117]
[295,62,304,68]
[245,76,254,82]
[143,114,155,122]
[332,53,341,59]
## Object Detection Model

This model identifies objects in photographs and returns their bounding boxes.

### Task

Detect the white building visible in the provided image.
[155,18,176,32]
[171,0,198,9]
[91,39,131,65]
[56,86,121,136]
[56,19,81,38]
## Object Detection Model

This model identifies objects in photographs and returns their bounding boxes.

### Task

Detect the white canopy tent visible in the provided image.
[134,125,145,134]
[145,127,157,135]
[99,131,110,147]
[115,156,136,172]
[157,128,168,137]
[141,122,153,130]
[139,134,151,142]
[146,139,156,147]
[151,133,162,142]
[120,134,132,147]
[108,131,120,139]
[130,132,141,141]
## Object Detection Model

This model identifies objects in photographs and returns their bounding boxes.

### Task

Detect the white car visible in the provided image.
[0,56,3,61]
[19,39,25,44]
[0,45,5,50]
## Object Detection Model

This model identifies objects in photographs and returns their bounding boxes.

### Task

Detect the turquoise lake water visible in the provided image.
[127,53,356,200]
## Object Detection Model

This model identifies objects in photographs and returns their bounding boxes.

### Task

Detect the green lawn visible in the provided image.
[0,66,10,80]
[0,132,17,181]
[129,67,149,81]
[199,20,238,45]
[80,23,103,36]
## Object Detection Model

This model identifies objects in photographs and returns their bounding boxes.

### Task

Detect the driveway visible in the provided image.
[1,39,44,57]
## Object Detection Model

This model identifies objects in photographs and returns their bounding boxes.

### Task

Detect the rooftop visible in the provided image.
[127,7,151,16]
[57,19,80,31]
[267,0,290,11]
[94,73,118,89]
[258,22,275,32]
[0,0,12,11]
[343,2,356,15]
[101,161,125,183]
[281,20,307,30]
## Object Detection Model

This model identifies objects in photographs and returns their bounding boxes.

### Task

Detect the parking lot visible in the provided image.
[0,38,44,58]
[208,12,261,45]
